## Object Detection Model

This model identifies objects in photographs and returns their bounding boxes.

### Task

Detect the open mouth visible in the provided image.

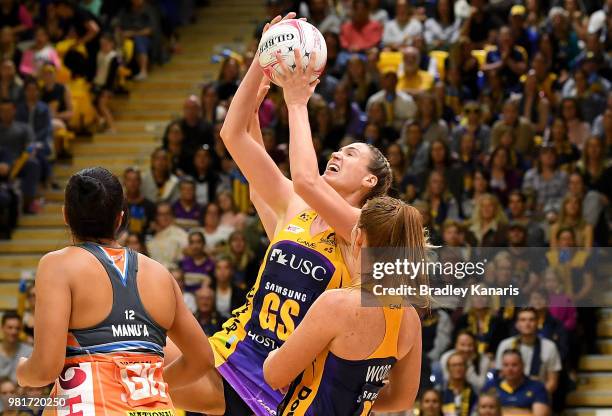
[326,162,340,173]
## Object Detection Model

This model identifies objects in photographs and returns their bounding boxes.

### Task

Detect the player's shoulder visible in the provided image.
[136,253,175,284]
[312,289,360,320]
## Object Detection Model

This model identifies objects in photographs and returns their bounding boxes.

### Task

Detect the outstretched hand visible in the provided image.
[274,49,319,107]
[262,13,297,35]
[255,78,271,112]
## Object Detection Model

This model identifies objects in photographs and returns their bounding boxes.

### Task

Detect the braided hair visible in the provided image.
[362,144,392,204]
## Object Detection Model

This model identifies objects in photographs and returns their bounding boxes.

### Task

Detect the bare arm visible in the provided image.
[263,291,341,389]
[219,15,295,215]
[372,312,421,412]
[246,80,278,239]
[276,50,360,241]
[163,278,215,389]
[16,253,70,387]
[533,402,550,416]
[545,370,559,394]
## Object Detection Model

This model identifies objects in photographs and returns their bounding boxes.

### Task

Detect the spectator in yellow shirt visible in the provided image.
[397,46,434,95]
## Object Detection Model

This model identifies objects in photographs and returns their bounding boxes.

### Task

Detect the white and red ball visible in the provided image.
[258,19,327,84]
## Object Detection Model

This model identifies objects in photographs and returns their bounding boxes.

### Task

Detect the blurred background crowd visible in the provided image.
[0,0,611,415]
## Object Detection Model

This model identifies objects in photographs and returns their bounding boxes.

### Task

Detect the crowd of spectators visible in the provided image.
[0,0,196,237]
[1,0,611,415]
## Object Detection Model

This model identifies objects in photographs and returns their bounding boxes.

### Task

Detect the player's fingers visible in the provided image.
[281,12,296,21]
[306,51,317,78]
[269,14,282,26]
[262,23,270,33]
[275,52,290,79]
[293,49,303,75]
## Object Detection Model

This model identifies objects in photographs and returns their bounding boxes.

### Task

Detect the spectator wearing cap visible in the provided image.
[382,0,422,50]
[483,349,549,416]
[483,26,528,93]
[496,308,562,394]
[506,190,545,247]
[366,67,416,131]
[397,46,434,95]
[0,99,41,214]
[177,95,214,155]
[339,0,382,54]
[491,98,535,157]
[146,202,188,269]
[509,4,538,58]
[141,147,180,204]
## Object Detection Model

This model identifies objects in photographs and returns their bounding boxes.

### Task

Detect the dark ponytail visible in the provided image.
[65,167,125,241]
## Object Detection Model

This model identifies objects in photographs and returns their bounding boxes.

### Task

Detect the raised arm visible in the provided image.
[246,79,278,239]
[275,50,360,241]
[219,15,295,215]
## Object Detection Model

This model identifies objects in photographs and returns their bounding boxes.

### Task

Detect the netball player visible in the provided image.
[263,196,424,414]
[165,13,393,416]
[16,167,213,414]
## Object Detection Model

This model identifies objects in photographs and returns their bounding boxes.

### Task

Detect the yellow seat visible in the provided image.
[377,51,403,74]
[429,50,448,80]
[471,50,487,69]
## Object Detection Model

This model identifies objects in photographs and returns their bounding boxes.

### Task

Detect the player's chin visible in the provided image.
[322,172,340,188]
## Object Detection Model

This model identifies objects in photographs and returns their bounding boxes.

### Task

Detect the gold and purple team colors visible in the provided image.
[209,210,350,416]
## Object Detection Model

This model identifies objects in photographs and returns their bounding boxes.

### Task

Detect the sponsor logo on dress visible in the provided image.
[285,224,304,234]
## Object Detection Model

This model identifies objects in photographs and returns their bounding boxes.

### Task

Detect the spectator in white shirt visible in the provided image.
[146,202,188,268]
[382,0,423,49]
[366,69,417,130]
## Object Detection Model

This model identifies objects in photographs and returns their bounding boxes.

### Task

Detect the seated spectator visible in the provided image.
[522,145,568,215]
[0,27,21,69]
[495,308,562,394]
[491,98,535,157]
[520,70,550,135]
[422,307,453,370]
[54,0,101,79]
[194,286,222,336]
[16,79,52,182]
[178,95,214,154]
[397,46,434,95]
[576,136,612,201]
[141,147,180,204]
[0,99,41,213]
[419,388,444,416]
[509,4,538,58]
[213,257,247,320]
[179,231,214,291]
[549,195,593,248]
[367,0,388,25]
[543,268,576,334]
[475,392,502,416]
[330,82,367,139]
[417,93,449,144]
[419,170,461,229]
[467,194,508,247]
[339,0,382,54]
[483,26,528,93]
[565,172,608,246]
[382,0,422,49]
[222,230,258,288]
[0,311,32,383]
[146,202,188,268]
[460,0,499,47]
[385,143,406,195]
[92,33,120,132]
[529,290,569,362]
[424,0,462,49]
[441,330,492,391]
[163,120,191,175]
[560,97,590,150]
[301,0,341,34]
[0,0,33,40]
[0,378,18,413]
[452,101,491,153]
[366,68,416,131]
[0,59,21,101]
[124,232,148,255]
[455,292,506,356]
[172,177,204,231]
[545,118,580,171]
[117,0,154,80]
[506,190,545,246]
[191,146,224,206]
[483,349,549,416]
[399,121,429,176]
[487,146,522,206]
[441,353,478,416]
[217,190,246,231]
[169,267,196,314]
[200,82,227,125]
[342,54,378,110]
[19,27,60,77]
[40,64,74,158]
[215,56,240,102]
[197,202,234,254]
[123,167,156,237]
[562,66,607,124]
